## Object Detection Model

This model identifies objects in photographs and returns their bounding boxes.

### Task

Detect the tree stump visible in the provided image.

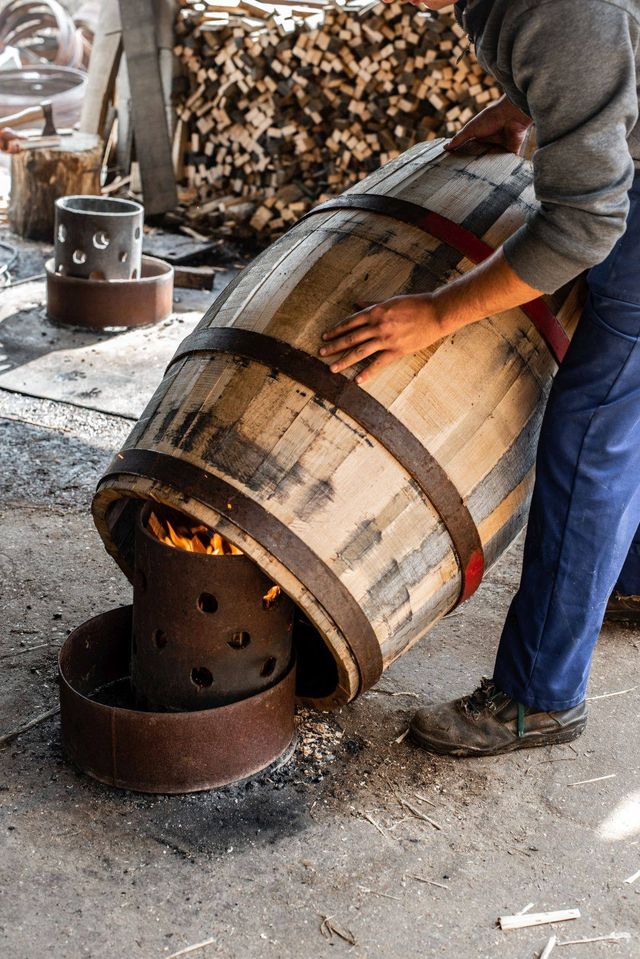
[8,132,103,241]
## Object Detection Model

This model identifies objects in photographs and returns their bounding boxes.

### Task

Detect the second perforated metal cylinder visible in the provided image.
[54,195,143,281]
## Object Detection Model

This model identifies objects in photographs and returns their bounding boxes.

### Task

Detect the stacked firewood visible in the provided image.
[174,0,501,244]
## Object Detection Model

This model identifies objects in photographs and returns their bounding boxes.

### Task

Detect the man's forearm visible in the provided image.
[432,248,543,337]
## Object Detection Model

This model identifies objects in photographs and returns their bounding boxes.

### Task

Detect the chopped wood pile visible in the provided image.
[174,0,501,244]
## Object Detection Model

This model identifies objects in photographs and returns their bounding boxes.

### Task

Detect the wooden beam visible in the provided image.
[118,0,178,214]
[80,0,122,137]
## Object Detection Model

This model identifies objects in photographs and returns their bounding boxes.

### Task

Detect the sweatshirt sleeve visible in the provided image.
[501,0,639,293]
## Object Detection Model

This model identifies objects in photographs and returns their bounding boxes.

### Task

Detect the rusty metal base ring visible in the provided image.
[59,606,297,794]
[45,255,174,330]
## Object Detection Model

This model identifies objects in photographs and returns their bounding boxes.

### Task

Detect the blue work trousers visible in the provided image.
[493,178,640,711]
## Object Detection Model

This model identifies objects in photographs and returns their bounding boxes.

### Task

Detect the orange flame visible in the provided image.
[147,509,243,555]
[263,585,281,609]
[146,509,282,606]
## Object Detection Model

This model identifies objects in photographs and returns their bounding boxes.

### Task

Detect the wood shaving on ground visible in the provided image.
[394,727,410,744]
[567,774,616,787]
[556,932,631,946]
[404,874,449,890]
[624,869,640,884]
[530,757,578,770]
[586,685,638,701]
[399,798,442,831]
[539,934,557,959]
[319,915,357,946]
[165,936,217,959]
[414,792,438,808]
[0,643,50,659]
[517,902,535,915]
[498,909,580,931]
[357,885,402,901]
[0,705,60,748]
[370,688,420,699]
[360,812,394,842]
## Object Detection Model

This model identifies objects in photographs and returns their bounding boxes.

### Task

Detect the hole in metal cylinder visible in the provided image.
[119,251,128,263]
[131,268,138,279]
[134,227,141,240]
[153,629,167,650]
[198,592,218,614]
[72,249,86,265]
[93,230,110,250]
[260,657,277,678]
[191,666,213,688]
[89,270,106,281]
[228,631,250,650]
[57,224,67,243]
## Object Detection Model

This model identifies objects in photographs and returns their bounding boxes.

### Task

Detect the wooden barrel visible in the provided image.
[93,140,584,710]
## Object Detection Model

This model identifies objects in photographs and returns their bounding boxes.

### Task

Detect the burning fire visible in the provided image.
[146,508,282,606]
[262,585,281,609]
[148,509,243,555]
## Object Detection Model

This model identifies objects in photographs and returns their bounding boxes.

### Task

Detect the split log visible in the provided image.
[8,132,102,240]
[93,143,584,709]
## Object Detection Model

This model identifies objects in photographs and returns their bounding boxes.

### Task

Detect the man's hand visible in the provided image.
[0,128,23,154]
[319,250,543,383]
[320,294,444,384]
[446,95,532,156]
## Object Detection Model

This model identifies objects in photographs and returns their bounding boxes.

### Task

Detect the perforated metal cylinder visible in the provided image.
[54,195,143,281]
[132,506,295,711]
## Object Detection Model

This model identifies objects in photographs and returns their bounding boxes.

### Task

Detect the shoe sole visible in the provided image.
[409,719,587,758]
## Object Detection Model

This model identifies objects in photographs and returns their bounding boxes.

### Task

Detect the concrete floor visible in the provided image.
[1,238,639,959]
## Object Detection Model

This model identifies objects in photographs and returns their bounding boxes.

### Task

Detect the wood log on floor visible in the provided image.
[8,132,102,241]
[93,143,584,709]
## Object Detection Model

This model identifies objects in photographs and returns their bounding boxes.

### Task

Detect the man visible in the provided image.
[320,0,640,756]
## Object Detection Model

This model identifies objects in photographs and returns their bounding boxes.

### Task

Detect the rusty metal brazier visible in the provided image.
[59,505,297,794]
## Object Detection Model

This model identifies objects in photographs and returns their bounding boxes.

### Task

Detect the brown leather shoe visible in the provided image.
[410,678,587,757]
[605,592,640,625]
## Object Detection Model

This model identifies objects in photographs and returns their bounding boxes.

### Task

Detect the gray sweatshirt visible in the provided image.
[459,0,640,293]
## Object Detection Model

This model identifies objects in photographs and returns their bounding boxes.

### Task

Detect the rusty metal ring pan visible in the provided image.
[59,605,296,794]
[45,254,174,329]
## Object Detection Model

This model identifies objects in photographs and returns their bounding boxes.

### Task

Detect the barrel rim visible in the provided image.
[92,476,362,709]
